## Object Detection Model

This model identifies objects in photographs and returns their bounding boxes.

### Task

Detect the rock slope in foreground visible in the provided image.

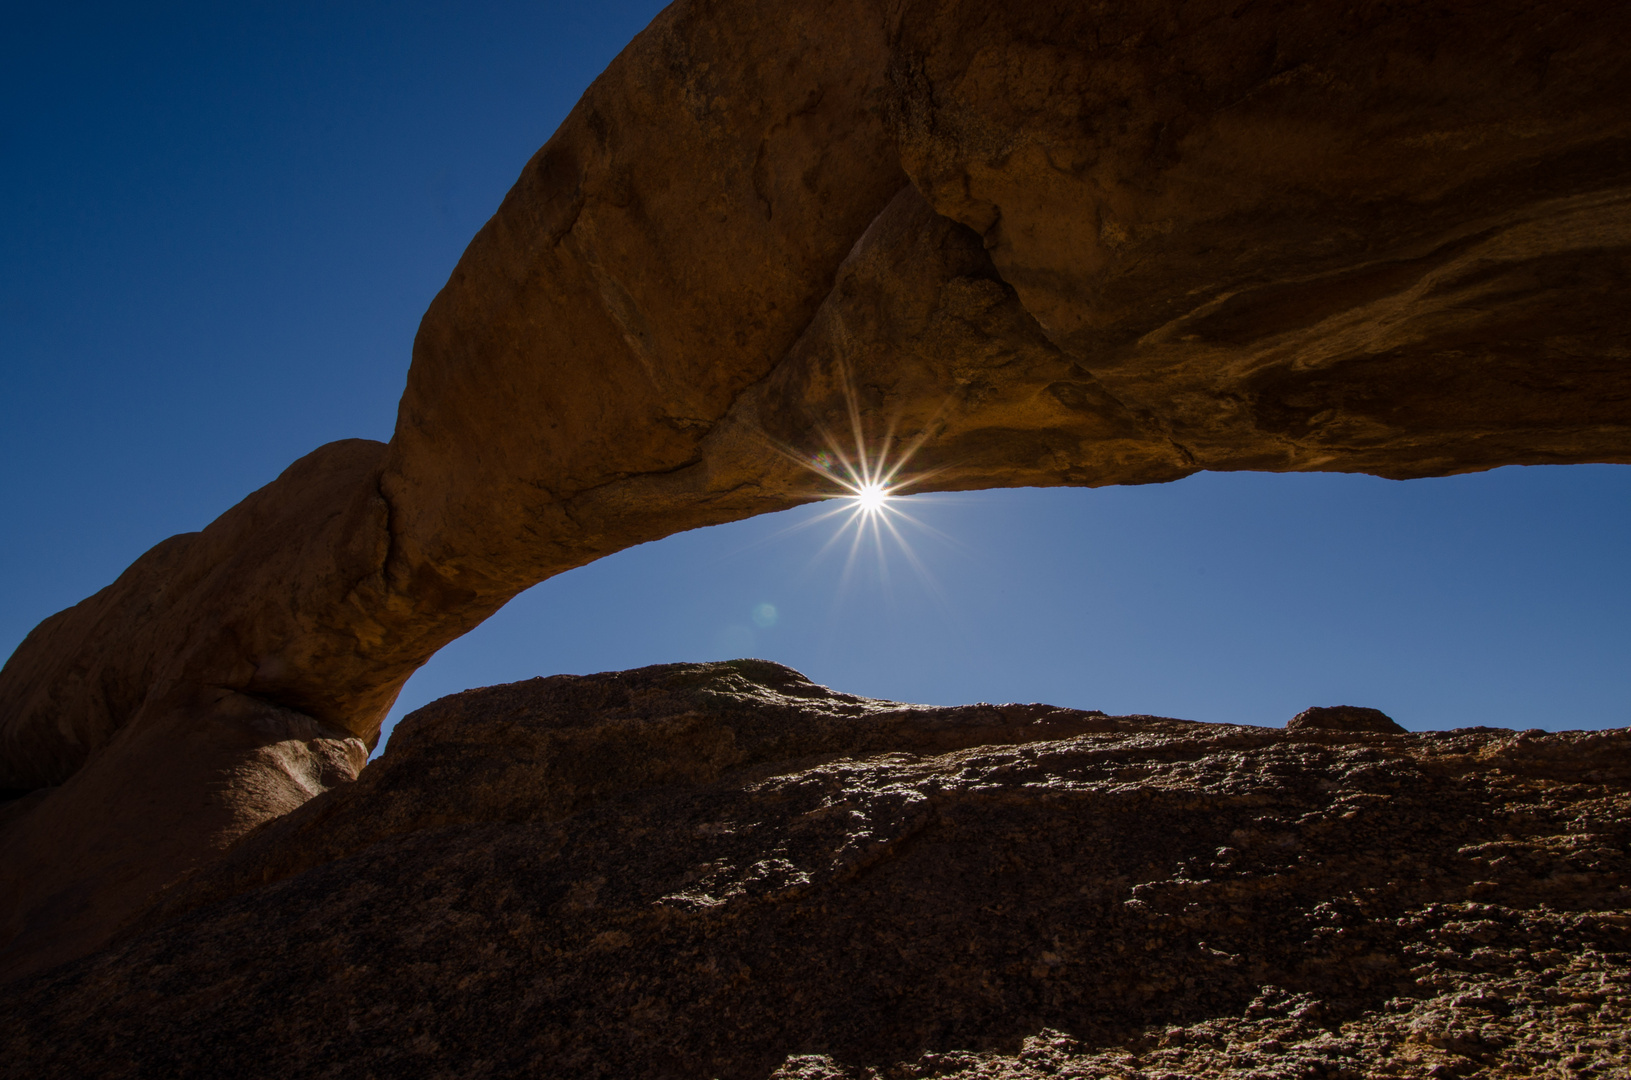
[2,661,1628,1079]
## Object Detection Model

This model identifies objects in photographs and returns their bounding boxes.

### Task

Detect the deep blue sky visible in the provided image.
[3,2,1627,745]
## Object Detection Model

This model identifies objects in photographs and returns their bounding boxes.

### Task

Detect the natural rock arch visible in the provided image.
[2,0,1628,979]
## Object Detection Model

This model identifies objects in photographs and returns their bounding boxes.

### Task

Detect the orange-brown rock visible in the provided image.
[1289,706,1407,735]
[2,0,1631,981]
[2,662,1627,1078]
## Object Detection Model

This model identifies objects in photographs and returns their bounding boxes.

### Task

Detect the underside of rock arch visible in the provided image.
[1,0,1628,1009]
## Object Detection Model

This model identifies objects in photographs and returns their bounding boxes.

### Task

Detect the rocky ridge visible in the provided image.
[2,0,1629,996]
[2,662,1626,1078]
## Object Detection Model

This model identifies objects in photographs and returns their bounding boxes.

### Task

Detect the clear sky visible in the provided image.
[3,1,1627,746]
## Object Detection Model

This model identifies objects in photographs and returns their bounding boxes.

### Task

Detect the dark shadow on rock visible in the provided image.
[2,662,1627,1078]
[1288,705,1407,734]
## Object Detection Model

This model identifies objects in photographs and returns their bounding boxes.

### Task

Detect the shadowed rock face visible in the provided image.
[1,0,1629,980]
[1289,706,1407,735]
[2,662,1628,1078]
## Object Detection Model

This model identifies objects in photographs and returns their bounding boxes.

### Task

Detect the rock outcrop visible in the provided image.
[2,0,1630,979]
[3,662,1628,1078]
[1289,706,1407,735]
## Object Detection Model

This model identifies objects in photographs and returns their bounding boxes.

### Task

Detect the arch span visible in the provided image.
[2,0,1629,980]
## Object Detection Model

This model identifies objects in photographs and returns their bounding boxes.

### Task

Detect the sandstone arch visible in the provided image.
[2,0,1628,980]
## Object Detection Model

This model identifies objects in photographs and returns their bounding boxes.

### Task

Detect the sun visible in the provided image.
[749,360,962,600]
[852,480,890,514]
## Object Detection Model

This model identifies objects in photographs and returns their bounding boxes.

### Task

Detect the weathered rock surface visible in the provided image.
[3,0,1630,982]
[2,662,1627,1079]
[1289,706,1406,735]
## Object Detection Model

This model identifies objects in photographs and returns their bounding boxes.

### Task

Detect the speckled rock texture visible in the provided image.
[1289,706,1407,735]
[3,0,1630,988]
[2,661,1626,1079]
